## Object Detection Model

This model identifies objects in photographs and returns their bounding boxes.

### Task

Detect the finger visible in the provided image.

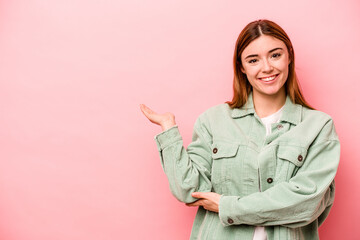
[186,203,197,207]
[139,104,147,115]
[191,192,206,199]
[186,200,203,207]
[140,105,158,122]
[140,104,152,115]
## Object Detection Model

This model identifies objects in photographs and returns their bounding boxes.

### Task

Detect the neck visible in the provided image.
[252,89,286,118]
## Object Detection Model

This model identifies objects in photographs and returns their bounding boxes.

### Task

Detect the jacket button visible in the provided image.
[227,218,234,224]
[298,155,303,161]
[277,124,283,130]
[267,178,273,183]
[213,148,218,154]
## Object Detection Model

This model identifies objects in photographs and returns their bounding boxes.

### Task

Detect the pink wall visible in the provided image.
[0,0,359,239]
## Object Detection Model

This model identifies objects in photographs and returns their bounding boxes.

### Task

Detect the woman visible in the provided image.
[140,19,340,240]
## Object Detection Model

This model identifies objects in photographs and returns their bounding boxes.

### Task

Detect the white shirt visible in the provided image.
[253,105,284,240]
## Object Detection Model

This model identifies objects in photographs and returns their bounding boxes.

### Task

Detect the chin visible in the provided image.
[257,88,285,97]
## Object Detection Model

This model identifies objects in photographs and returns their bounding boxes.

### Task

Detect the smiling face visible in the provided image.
[240,35,290,100]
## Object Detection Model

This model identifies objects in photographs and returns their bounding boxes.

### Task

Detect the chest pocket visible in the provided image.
[276,145,308,181]
[212,142,239,159]
[211,142,239,191]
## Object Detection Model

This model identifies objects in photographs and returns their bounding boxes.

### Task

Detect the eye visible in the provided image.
[271,53,281,58]
[248,59,258,64]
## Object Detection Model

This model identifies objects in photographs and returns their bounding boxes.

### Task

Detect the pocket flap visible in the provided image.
[277,145,307,167]
[211,142,239,160]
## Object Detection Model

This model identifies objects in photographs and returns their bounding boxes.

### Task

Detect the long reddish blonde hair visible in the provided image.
[226,19,313,109]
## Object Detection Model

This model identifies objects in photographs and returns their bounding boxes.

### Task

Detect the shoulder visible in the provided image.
[193,103,232,130]
[197,103,232,121]
[302,107,333,122]
[203,103,232,114]
[300,107,338,142]
[301,107,335,131]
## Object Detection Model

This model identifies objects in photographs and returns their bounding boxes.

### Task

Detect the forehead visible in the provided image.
[241,35,287,58]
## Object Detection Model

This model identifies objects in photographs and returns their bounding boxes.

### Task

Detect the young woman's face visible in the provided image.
[241,35,290,98]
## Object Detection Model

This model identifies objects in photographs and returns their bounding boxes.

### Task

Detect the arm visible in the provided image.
[219,121,340,227]
[154,117,213,203]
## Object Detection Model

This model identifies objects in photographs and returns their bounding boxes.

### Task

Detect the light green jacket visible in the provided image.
[154,94,340,240]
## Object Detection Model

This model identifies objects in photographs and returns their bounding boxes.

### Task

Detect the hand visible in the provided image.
[186,192,221,212]
[140,104,176,131]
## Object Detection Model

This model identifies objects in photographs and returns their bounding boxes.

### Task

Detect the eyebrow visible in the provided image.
[244,47,283,60]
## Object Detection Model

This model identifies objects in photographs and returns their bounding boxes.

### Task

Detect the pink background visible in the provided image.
[0,0,359,239]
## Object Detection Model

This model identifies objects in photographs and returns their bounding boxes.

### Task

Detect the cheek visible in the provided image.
[275,60,290,75]
[280,66,290,84]
[242,66,259,78]
[283,62,290,76]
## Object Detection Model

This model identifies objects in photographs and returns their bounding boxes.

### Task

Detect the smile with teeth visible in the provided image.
[258,74,279,82]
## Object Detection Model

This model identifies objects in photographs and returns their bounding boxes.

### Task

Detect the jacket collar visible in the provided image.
[230,93,255,118]
[230,92,302,125]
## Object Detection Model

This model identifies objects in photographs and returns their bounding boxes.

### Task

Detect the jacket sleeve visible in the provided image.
[219,120,340,228]
[154,116,213,203]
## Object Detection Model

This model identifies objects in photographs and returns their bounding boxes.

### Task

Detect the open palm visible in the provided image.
[140,104,176,131]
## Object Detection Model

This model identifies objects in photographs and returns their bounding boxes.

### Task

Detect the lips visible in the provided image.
[258,74,279,82]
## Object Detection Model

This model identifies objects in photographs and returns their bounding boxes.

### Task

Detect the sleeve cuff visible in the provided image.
[219,195,239,226]
[154,125,182,150]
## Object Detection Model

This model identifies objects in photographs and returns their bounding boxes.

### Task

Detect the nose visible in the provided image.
[262,59,273,73]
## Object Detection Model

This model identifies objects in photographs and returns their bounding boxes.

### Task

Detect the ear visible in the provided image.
[240,66,246,74]
[288,48,293,64]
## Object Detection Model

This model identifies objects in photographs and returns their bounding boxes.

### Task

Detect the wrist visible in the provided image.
[161,123,176,131]
[161,121,176,131]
